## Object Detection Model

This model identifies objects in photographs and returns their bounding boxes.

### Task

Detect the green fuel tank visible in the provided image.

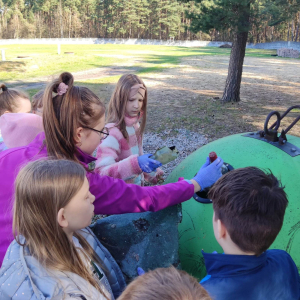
[166,108,300,280]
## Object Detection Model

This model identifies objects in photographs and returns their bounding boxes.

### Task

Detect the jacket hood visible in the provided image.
[0,113,44,149]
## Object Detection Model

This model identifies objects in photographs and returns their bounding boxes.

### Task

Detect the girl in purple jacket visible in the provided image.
[0,72,223,265]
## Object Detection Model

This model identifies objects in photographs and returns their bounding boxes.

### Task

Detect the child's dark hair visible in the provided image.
[117,266,211,300]
[32,90,44,113]
[208,167,288,255]
[0,84,30,115]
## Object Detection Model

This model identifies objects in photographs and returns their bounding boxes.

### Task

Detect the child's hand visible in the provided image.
[156,168,164,184]
[156,173,164,184]
[137,267,145,276]
[193,157,224,191]
[138,154,162,173]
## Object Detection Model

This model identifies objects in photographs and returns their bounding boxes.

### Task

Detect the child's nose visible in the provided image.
[90,193,95,203]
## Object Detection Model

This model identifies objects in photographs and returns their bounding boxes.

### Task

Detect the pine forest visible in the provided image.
[0,0,300,42]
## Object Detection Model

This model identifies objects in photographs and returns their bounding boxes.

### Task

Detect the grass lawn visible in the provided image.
[0,44,277,83]
[2,43,299,140]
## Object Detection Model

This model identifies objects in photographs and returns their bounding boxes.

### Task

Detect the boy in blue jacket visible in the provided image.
[201,167,300,300]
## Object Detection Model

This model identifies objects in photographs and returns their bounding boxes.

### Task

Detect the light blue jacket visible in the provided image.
[0,227,126,299]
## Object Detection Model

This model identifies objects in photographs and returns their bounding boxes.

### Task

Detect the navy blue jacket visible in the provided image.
[201,249,300,300]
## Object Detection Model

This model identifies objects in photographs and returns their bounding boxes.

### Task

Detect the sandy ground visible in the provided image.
[145,55,300,105]
[13,53,300,138]
[141,55,300,138]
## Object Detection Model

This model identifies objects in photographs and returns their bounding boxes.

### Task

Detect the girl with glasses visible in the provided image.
[0,72,223,297]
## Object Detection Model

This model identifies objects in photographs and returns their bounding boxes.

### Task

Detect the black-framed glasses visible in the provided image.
[83,126,109,140]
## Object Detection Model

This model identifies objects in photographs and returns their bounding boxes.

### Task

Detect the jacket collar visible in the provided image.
[76,147,96,166]
[202,250,267,277]
[124,111,143,127]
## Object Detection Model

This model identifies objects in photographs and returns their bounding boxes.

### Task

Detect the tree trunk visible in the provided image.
[222,30,248,102]
[59,0,63,38]
[295,13,300,42]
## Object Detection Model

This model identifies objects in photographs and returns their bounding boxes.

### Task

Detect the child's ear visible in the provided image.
[57,208,68,228]
[75,127,83,144]
[217,219,227,240]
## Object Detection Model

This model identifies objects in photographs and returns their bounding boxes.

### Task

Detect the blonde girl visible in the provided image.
[95,74,164,185]
[117,266,212,300]
[1,159,119,299]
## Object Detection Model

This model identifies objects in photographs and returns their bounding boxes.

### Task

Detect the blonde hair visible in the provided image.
[43,72,105,163]
[117,267,212,300]
[107,74,147,140]
[0,83,30,115]
[13,159,109,299]
[32,90,44,113]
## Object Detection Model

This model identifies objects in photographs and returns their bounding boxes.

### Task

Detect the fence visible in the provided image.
[1,38,300,50]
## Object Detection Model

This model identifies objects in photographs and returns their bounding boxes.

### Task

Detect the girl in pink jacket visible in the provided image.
[95,74,163,185]
[0,72,223,265]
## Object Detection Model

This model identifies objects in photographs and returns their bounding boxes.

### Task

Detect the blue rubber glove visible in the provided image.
[138,154,162,173]
[137,267,145,276]
[193,157,224,191]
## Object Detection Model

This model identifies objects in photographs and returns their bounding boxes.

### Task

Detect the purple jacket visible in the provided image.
[0,132,194,265]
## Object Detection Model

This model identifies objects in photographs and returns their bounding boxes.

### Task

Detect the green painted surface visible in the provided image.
[166,133,300,280]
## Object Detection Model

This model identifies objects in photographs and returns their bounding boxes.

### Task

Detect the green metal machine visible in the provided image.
[166,106,300,280]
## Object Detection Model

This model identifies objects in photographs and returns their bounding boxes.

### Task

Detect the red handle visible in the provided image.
[209,152,218,163]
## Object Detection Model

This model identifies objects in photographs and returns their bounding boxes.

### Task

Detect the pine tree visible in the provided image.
[181,0,300,102]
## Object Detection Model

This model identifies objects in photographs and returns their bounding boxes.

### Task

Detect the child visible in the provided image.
[95,74,163,185]
[201,167,300,300]
[0,159,123,299]
[117,266,211,300]
[0,84,31,115]
[0,84,32,151]
[31,89,44,116]
[0,71,224,267]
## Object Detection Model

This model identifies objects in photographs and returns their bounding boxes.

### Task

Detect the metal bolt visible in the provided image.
[291,148,296,152]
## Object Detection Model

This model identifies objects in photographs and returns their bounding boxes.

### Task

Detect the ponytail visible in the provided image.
[0,83,8,92]
[43,72,105,163]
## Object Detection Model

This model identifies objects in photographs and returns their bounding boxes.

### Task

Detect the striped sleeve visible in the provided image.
[95,127,142,180]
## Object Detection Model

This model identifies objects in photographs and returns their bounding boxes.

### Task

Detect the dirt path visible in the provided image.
[142,55,300,139]
[145,55,300,105]
[14,54,300,139]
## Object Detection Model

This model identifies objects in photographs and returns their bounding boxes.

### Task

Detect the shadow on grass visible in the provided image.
[0,61,26,73]
[22,77,300,144]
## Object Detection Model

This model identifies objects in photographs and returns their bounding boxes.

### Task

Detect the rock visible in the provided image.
[219,44,232,48]
[277,48,300,58]
[143,130,208,180]
[91,205,181,282]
